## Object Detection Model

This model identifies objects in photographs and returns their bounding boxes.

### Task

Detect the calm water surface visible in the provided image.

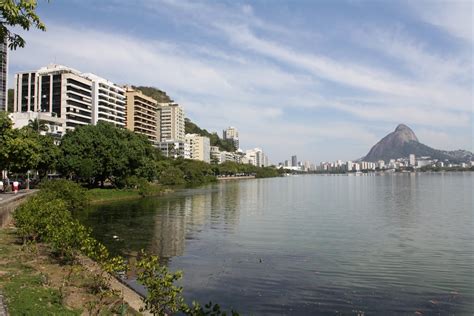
[77,173,473,315]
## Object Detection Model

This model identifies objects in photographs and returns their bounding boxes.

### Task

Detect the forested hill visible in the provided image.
[134,86,173,103]
[185,118,236,152]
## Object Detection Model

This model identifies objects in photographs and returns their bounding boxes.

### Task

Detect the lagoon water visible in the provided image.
[78,173,473,315]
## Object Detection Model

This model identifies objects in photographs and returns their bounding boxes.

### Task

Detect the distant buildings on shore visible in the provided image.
[279,153,473,173]
[7,63,271,166]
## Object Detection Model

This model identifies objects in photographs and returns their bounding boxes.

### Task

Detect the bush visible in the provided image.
[14,195,70,243]
[39,179,89,210]
[159,167,185,185]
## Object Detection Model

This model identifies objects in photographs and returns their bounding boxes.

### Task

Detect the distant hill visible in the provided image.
[363,124,473,163]
[133,86,173,103]
[185,118,236,152]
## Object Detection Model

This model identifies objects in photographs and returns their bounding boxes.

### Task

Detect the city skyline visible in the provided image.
[7,0,473,163]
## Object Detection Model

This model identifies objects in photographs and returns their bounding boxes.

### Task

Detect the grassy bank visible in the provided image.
[88,188,142,204]
[0,229,137,315]
[87,185,176,204]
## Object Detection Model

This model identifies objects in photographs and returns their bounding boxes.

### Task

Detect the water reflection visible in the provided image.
[78,174,474,315]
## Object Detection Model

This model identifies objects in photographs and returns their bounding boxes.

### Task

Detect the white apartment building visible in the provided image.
[158,103,185,142]
[13,64,125,133]
[223,126,239,149]
[210,146,241,164]
[185,133,210,163]
[158,140,190,159]
[243,148,268,167]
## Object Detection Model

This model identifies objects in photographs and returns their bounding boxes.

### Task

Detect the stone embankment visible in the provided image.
[0,190,38,228]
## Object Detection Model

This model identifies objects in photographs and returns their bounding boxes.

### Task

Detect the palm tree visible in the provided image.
[27,118,49,133]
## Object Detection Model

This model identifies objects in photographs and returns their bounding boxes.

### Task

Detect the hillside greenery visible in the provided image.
[133,86,173,103]
[185,118,236,152]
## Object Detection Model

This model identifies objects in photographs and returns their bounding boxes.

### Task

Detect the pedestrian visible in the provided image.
[13,181,19,194]
[0,180,3,193]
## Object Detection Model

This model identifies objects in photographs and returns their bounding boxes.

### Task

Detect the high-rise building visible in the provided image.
[0,38,7,112]
[244,148,268,167]
[291,155,297,167]
[12,64,125,133]
[409,154,416,166]
[185,133,210,163]
[125,87,159,144]
[158,102,185,142]
[223,126,239,149]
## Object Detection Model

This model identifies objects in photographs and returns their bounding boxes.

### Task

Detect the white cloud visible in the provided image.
[412,1,473,43]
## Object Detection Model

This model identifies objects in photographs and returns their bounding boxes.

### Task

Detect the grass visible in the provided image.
[3,273,80,316]
[0,229,139,315]
[87,188,141,204]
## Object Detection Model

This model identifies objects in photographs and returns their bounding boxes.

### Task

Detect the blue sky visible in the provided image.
[8,0,473,163]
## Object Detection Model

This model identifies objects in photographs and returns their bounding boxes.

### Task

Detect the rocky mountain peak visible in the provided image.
[393,123,418,143]
[362,123,472,163]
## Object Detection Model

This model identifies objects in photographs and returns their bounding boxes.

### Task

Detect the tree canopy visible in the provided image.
[0,0,47,49]
[58,122,158,187]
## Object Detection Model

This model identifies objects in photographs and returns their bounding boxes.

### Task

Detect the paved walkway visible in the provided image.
[0,190,38,205]
[0,291,7,316]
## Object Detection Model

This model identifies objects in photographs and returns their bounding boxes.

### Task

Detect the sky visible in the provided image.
[8,0,473,163]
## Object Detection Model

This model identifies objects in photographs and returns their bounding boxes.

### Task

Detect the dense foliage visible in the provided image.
[213,161,281,178]
[0,112,58,178]
[185,118,236,152]
[58,122,158,187]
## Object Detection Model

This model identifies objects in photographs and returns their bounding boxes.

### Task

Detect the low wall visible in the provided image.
[217,175,256,181]
[0,191,38,228]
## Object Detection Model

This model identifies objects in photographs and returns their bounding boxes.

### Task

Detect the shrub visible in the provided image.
[39,179,89,210]
[14,195,70,243]
[137,252,185,315]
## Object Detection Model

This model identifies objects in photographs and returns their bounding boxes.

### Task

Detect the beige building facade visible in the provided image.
[185,133,210,163]
[125,87,159,144]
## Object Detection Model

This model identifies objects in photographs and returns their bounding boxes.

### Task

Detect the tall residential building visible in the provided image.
[185,133,210,163]
[244,148,268,167]
[158,102,185,142]
[0,38,7,111]
[13,64,125,133]
[291,155,297,167]
[409,154,416,166]
[223,126,239,149]
[125,87,159,144]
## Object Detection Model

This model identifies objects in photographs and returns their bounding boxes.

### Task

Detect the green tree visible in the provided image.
[59,122,156,187]
[3,128,41,174]
[27,118,49,133]
[159,166,185,185]
[0,0,47,49]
